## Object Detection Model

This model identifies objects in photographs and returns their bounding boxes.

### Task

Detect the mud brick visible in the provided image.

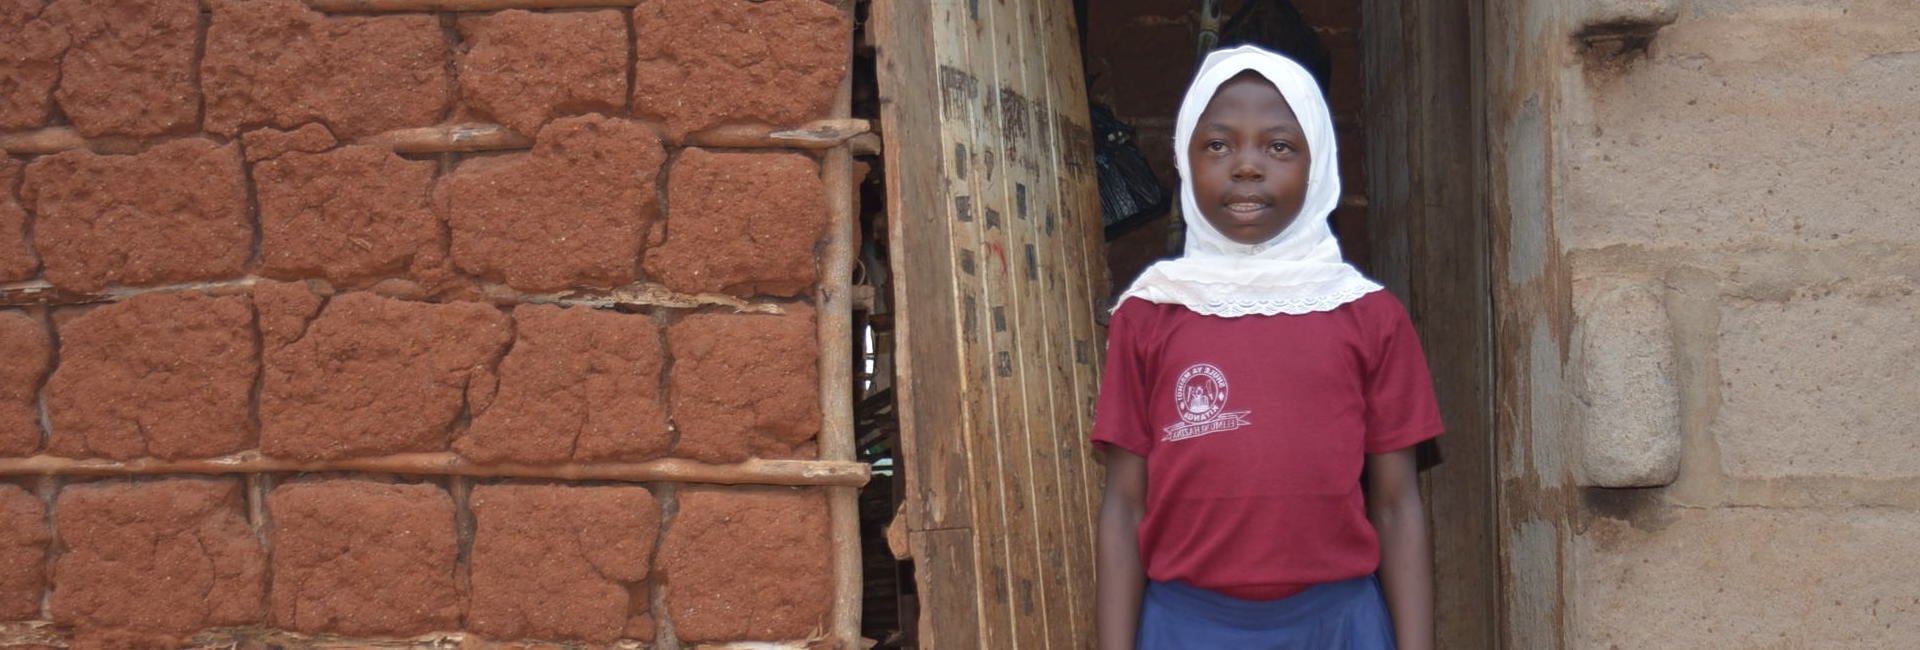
[467,484,658,643]
[644,149,827,297]
[257,285,510,460]
[0,311,48,457]
[0,484,46,621]
[661,487,830,642]
[0,0,66,131]
[202,0,451,138]
[0,158,35,282]
[21,139,249,292]
[255,145,443,288]
[50,480,265,646]
[268,480,460,637]
[458,10,627,137]
[457,304,670,464]
[666,306,821,463]
[45,292,256,460]
[240,123,337,163]
[42,0,198,137]
[440,115,665,292]
[631,0,850,137]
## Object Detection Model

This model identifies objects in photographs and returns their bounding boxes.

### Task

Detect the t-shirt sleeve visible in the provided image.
[1363,294,1446,454]
[1090,302,1154,458]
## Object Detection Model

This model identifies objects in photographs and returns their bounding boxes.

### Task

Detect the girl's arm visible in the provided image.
[1367,447,1433,650]
[1096,446,1148,650]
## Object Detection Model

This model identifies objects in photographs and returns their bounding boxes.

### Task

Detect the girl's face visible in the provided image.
[1186,72,1311,245]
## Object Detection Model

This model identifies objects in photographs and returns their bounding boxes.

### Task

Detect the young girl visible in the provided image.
[1093,45,1441,650]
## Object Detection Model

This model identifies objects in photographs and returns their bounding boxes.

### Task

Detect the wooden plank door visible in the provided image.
[873,0,1107,646]
[1362,0,1499,647]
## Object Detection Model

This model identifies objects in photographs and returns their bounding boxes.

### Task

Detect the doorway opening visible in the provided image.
[1083,1,1496,648]
[855,0,1492,647]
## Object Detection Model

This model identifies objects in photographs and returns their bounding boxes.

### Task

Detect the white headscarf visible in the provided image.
[1114,45,1381,317]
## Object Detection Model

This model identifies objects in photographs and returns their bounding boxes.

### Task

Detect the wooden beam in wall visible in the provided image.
[0,277,802,313]
[819,1,864,646]
[0,453,872,487]
[1,120,878,157]
[191,0,637,12]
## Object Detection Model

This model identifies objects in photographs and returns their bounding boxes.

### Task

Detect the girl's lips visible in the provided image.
[1224,194,1272,215]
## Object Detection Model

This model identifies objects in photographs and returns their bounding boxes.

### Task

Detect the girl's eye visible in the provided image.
[1204,141,1228,153]
[1270,141,1295,154]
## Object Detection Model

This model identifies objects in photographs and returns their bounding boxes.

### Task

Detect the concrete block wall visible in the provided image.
[0,0,850,647]
[1554,0,1920,645]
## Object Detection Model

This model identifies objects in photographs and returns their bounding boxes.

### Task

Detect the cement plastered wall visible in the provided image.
[0,0,850,647]
[1549,0,1920,646]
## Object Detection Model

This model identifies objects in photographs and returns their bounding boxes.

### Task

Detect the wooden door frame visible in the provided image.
[1360,0,1501,647]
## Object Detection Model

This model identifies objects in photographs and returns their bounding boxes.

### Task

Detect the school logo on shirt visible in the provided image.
[1163,363,1253,442]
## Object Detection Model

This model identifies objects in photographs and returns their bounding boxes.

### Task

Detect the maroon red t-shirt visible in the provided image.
[1091,290,1444,600]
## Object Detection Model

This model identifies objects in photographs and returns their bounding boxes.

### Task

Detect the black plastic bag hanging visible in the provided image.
[1092,102,1170,239]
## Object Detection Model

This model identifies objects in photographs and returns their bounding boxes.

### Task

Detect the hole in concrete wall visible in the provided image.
[1574,19,1670,73]
[1580,486,1676,535]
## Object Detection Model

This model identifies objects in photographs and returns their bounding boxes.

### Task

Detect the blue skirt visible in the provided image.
[1136,576,1397,650]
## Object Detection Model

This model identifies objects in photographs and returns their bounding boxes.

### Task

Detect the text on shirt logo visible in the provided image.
[1164,363,1253,442]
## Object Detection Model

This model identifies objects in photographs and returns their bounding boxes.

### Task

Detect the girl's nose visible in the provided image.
[1231,156,1264,181]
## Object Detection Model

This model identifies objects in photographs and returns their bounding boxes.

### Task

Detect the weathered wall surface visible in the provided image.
[1550,0,1920,646]
[0,0,850,647]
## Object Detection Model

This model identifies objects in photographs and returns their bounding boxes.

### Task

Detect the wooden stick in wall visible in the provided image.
[823,146,865,650]
[848,132,882,157]
[0,453,872,487]
[356,123,534,154]
[1,120,874,157]
[0,280,114,308]
[304,0,631,11]
[190,0,636,11]
[684,118,872,151]
[0,621,834,650]
[821,0,864,646]
[0,127,139,155]
[0,622,474,649]
[0,276,796,312]
[815,118,860,487]
[346,120,875,154]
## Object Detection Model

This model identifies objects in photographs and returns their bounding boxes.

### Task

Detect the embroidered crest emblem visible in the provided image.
[1163,363,1253,442]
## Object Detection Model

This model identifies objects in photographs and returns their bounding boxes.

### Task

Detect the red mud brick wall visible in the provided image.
[0,0,850,646]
